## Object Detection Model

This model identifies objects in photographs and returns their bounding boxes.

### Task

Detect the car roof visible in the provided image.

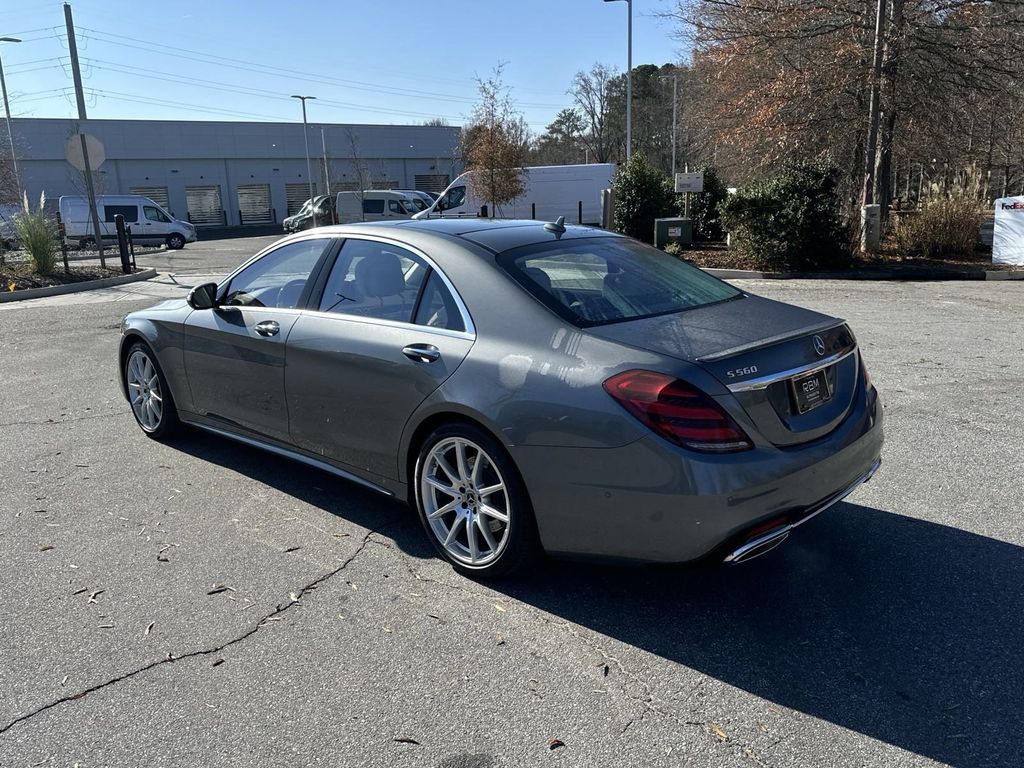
[289,219,622,253]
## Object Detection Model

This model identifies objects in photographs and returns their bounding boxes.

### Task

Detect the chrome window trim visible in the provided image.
[298,308,476,342]
[726,347,858,393]
[312,233,477,337]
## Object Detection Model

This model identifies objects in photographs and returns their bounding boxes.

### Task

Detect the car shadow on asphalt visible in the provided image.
[161,431,1019,767]
[495,503,1022,768]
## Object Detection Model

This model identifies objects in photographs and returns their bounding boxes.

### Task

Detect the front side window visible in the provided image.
[363,199,385,215]
[499,237,741,327]
[439,186,466,210]
[222,239,330,309]
[318,239,426,322]
[144,205,171,223]
[388,199,405,215]
[104,205,138,223]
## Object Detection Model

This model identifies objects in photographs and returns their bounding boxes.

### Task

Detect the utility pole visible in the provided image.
[320,127,330,200]
[660,71,679,177]
[63,3,105,268]
[604,0,632,162]
[862,0,888,207]
[0,37,23,200]
[291,95,316,223]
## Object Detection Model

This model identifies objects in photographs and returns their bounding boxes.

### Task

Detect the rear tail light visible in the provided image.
[603,370,753,453]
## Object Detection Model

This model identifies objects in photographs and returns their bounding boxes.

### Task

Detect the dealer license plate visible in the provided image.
[791,369,832,414]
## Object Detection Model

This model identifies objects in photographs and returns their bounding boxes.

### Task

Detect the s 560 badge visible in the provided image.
[726,365,758,379]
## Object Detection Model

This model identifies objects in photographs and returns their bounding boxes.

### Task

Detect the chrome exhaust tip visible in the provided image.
[724,528,791,564]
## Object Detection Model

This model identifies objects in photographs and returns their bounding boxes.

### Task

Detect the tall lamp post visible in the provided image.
[0,36,22,198]
[291,94,316,221]
[603,0,632,162]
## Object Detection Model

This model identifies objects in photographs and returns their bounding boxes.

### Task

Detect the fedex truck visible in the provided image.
[413,164,614,225]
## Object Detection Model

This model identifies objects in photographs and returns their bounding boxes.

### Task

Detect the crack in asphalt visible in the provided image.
[0,411,128,428]
[0,519,395,738]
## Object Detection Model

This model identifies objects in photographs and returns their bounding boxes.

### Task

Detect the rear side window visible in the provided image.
[499,237,741,327]
[413,271,465,332]
[103,205,138,223]
[318,239,426,322]
[363,199,385,215]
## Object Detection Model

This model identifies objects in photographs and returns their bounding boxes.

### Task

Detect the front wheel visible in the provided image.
[414,423,540,578]
[166,233,186,250]
[124,342,179,439]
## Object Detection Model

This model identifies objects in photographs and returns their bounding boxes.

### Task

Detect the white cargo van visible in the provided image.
[58,195,197,249]
[335,190,419,224]
[413,164,615,225]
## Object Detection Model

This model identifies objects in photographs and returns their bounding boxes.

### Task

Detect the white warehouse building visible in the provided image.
[12,118,462,228]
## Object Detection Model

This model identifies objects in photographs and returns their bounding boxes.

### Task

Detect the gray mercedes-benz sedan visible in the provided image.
[119,218,883,577]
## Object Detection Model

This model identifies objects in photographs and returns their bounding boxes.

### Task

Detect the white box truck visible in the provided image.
[58,195,197,249]
[413,164,615,225]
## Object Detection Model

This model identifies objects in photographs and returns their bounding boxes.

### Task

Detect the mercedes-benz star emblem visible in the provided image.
[812,335,826,356]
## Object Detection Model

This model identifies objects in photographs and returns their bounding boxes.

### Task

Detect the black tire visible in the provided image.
[123,341,180,440]
[166,233,186,250]
[413,422,541,578]
[79,237,95,249]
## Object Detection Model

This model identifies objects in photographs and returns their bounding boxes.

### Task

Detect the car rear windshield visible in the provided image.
[498,236,742,327]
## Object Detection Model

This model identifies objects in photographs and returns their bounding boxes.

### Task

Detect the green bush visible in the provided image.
[686,167,728,241]
[14,210,59,274]
[612,153,676,243]
[720,161,851,271]
[891,197,983,259]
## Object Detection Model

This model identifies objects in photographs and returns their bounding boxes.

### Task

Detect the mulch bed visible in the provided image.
[679,243,1021,275]
[1,265,133,293]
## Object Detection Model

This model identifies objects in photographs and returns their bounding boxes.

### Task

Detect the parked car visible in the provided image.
[0,203,21,249]
[283,195,334,233]
[415,164,615,224]
[395,190,436,212]
[335,190,419,224]
[59,195,197,249]
[118,218,883,577]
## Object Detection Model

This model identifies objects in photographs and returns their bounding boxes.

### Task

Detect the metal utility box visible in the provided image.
[654,217,693,249]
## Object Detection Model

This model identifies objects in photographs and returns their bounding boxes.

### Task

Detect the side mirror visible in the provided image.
[187,282,218,310]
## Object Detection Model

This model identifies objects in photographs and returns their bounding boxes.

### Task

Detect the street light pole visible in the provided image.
[604,0,632,162]
[291,95,316,221]
[0,37,23,200]
[660,71,679,178]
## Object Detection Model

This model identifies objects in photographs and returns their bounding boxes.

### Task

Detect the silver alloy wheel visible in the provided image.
[420,437,511,567]
[126,349,164,432]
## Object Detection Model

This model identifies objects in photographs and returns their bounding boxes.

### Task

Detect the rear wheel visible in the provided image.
[414,423,540,578]
[78,237,95,249]
[166,233,186,250]
[124,342,179,439]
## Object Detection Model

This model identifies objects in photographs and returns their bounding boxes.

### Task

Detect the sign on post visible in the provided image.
[64,133,105,172]
[993,197,1024,266]
[674,172,704,194]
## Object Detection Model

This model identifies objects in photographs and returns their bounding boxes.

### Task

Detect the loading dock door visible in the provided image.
[129,186,170,211]
[414,174,450,194]
[286,183,317,216]
[185,185,224,226]
[237,184,273,224]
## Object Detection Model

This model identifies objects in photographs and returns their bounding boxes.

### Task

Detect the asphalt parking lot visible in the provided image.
[1,234,1022,767]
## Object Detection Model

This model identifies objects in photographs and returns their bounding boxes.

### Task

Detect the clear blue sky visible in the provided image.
[0,0,686,132]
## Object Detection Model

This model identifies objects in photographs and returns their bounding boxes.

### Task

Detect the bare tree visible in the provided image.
[571,64,619,164]
[461,64,529,216]
[345,128,371,222]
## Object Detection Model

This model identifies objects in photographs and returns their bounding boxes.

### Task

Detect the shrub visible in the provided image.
[686,167,728,241]
[612,153,677,243]
[13,209,59,274]
[720,161,851,271]
[890,197,983,259]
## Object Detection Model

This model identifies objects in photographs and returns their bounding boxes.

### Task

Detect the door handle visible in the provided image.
[254,320,280,337]
[402,344,440,363]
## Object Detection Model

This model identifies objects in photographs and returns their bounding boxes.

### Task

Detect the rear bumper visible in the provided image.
[511,386,883,564]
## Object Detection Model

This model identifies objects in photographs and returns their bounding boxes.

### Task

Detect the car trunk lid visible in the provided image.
[588,294,859,446]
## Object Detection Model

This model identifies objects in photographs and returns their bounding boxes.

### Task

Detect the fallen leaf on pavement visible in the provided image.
[60,675,68,686]
[393,737,419,745]
[87,589,104,604]
[494,604,507,613]
[157,553,170,562]
[145,622,154,636]
[289,592,301,602]
[548,738,565,750]
[709,723,728,741]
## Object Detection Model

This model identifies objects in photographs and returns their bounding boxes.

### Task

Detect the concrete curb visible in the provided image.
[0,268,159,303]
[703,266,1024,281]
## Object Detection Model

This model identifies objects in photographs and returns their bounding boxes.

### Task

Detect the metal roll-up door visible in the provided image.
[237,184,273,224]
[185,185,224,226]
[414,174,450,193]
[286,183,317,216]
[129,186,170,210]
